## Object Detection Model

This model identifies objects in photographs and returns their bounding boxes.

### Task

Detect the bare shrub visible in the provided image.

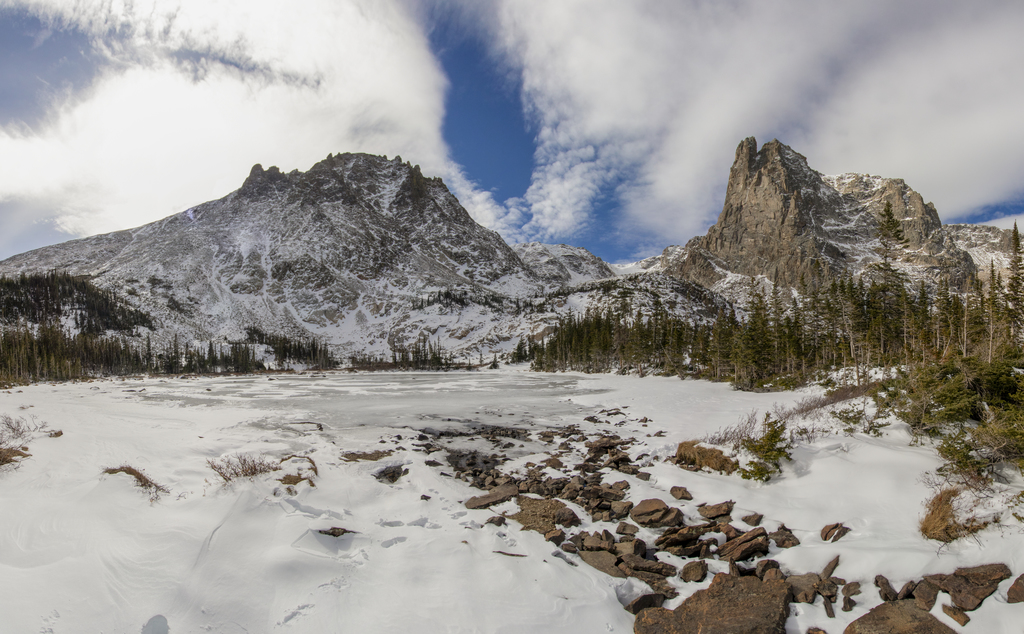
[207,453,281,483]
[0,414,45,468]
[703,411,759,449]
[103,464,170,500]
[919,487,989,543]
[675,440,738,474]
[278,454,318,487]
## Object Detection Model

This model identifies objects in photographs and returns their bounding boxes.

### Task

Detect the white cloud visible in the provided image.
[466,0,1024,249]
[0,0,456,244]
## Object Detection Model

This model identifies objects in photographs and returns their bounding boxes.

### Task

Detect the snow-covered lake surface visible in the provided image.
[1,369,1021,633]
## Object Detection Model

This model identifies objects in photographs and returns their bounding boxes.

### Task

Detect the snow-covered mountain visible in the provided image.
[637,138,1013,303]
[0,153,721,356]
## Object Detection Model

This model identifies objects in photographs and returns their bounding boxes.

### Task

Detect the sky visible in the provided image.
[1,1,1023,264]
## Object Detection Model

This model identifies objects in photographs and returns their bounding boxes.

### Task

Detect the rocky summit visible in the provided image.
[0,139,1016,355]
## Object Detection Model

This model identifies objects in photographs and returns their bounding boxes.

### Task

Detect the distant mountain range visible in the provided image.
[0,139,1014,357]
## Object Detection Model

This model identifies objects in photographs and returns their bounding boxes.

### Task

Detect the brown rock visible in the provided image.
[614,538,647,558]
[941,604,969,626]
[631,499,685,528]
[816,577,838,601]
[788,573,821,603]
[625,593,665,615]
[756,559,780,579]
[823,595,836,618]
[807,629,827,634]
[741,512,764,526]
[1007,574,1024,603]
[874,575,898,602]
[930,564,1010,611]
[717,523,746,541]
[553,506,581,528]
[485,515,506,526]
[769,526,801,548]
[582,530,616,551]
[763,568,786,582]
[621,567,680,598]
[611,500,635,519]
[680,560,708,583]
[844,600,956,634]
[578,550,626,577]
[698,501,735,520]
[464,483,519,510]
[821,522,850,542]
[616,521,639,536]
[842,595,855,612]
[843,582,861,597]
[621,553,678,577]
[656,524,715,549]
[670,486,693,500]
[896,580,916,601]
[634,574,791,634]
[717,527,769,562]
[821,555,841,580]
[544,528,565,545]
[913,578,939,611]
[560,541,578,554]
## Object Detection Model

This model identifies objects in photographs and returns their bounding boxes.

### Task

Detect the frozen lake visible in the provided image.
[1,369,1019,633]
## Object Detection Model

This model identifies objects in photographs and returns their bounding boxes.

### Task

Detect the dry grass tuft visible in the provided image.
[103,464,169,500]
[920,487,989,543]
[675,440,738,474]
[1,413,44,468]
[208,453,282,483]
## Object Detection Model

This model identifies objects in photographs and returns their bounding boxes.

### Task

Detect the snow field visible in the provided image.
[1,369,1022,633]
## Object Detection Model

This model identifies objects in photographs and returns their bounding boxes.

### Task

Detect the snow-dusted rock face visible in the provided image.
[0,152,723,355]
[645,137,1011,304]
[512,242,615,288]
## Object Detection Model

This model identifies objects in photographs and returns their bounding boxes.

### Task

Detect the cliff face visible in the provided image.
[663,137,988,299]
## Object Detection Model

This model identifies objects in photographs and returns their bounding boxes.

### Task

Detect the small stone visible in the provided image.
[820,555,840,580]
[807,629,827,634]
[636,472,651,481]
[769,525,801,548]
[485,515,506,526]
[941,603,970,626]
[560,542,578,554]
[1007,574,1024,603]
[620,553,678,577]
[464,483,519,510]
[544,528,565,545]
[680,560,708,583]
[553,506,581,528]
[821,523,841,541]
[822,595,835,618]
[843,581,862,597]
[318,527,356,537]
[630,499,684,527]
[615,521,639,536]
[609,500,634,519]
[670,486,693,500]
[624,593,665,615]
[613,538,647,557]
[756,559,780,580]
[716,527,769,562]
[763,568,786,582]
[698,500,735,520]
[741,512,764,526]
[842,595,856,612]
[875,575,899,602]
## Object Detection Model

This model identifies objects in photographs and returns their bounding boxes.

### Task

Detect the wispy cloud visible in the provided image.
[462,0,1024,252]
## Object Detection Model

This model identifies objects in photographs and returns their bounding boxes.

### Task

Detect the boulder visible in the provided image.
[625,593,665,615]
[578,550,626,577]
[844,601,956,634]
[787,573,821,603]
[553,506,581,528]
[1007,574,1024,603]
[617,521,639,536]
[926,563,1011,611]
[581,530,616,552]
[763,568,786,582]
[680,560,708,583]
[913,578,939,611]
[544,528,565,545]
[698,501,735,520]
[464,483,519,510]
[611,500,635,519]
[716,527,769,562]
[634,574,791,634]
[756,560,780,580]
[631,499,685,527]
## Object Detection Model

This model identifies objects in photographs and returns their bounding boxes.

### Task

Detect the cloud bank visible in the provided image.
[0,0,452,247]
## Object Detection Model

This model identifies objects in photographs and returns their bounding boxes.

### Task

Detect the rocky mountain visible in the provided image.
[0,153,722,357]
[643,137,1011,303]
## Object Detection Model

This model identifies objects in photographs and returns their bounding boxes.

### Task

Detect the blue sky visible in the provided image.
[1,1,1024,263]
